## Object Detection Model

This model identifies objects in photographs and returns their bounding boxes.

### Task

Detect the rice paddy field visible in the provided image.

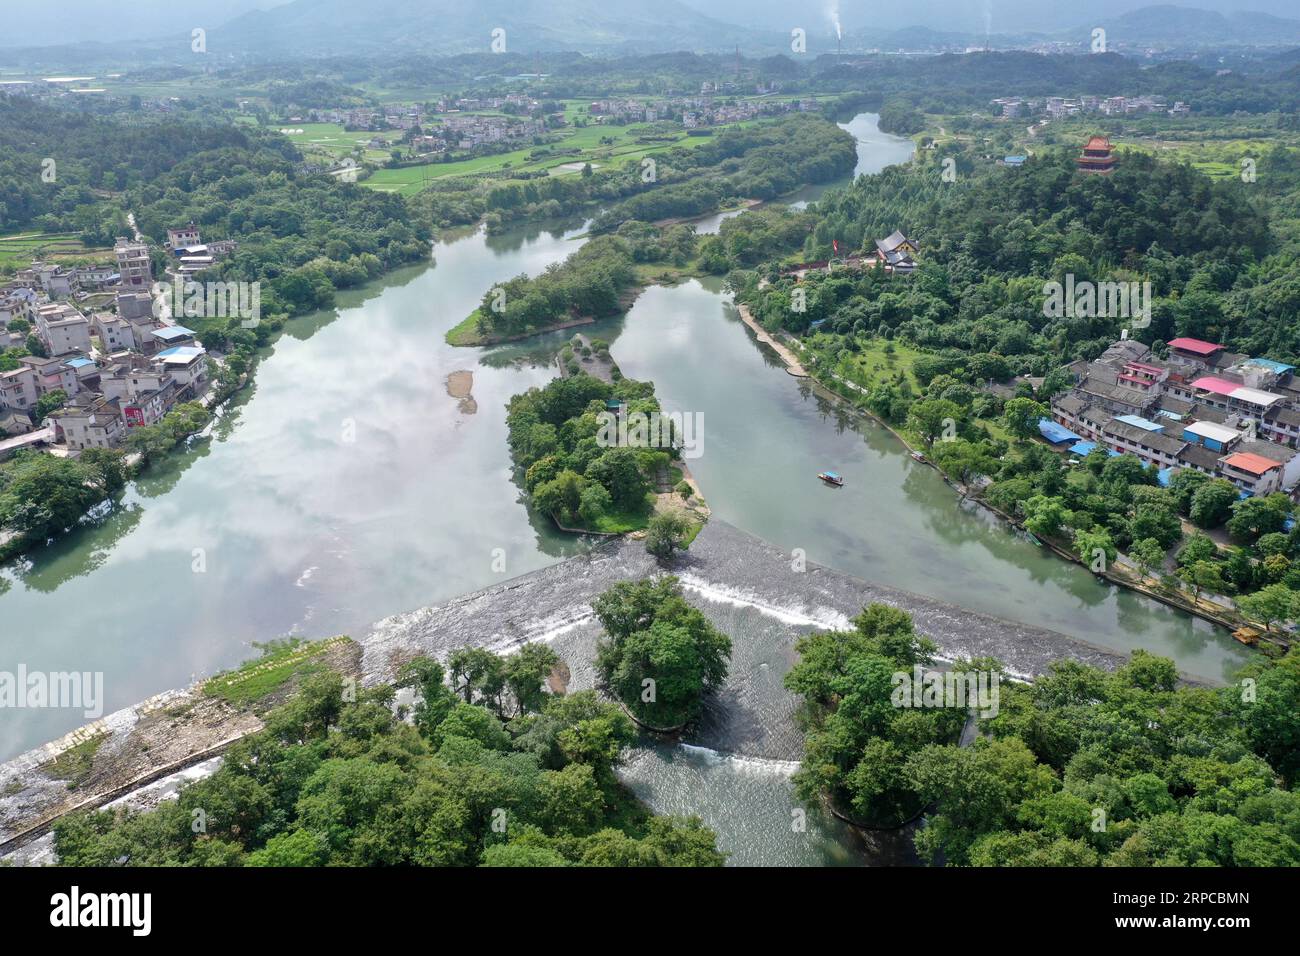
[0,232,106,267]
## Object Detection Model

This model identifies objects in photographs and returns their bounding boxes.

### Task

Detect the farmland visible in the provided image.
[0,232,109,268]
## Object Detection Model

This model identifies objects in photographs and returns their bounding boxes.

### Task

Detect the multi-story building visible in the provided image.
[92,313,138,353]
[166,224,202,250]
[99,356,178,428]
[50,396,126,450]
[18,355,79,397]
[152,345,208,397]
[114,237,153,289]
[0,366,39,413]
[1077,135,1117,174]
[35,303,92,357]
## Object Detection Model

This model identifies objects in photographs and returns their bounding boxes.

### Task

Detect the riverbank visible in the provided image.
[758,326,1270,649]
[735,303,808,376]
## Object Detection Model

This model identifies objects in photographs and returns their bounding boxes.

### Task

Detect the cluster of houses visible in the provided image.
[413,114,550,153]
[1045,337,1300,497]
[301,106,426,131]
[0,229,218,461]
[587,95,819,128]
[992,94,1190,119]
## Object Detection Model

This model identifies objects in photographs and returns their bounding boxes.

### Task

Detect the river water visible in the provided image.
[0,113,1251,865]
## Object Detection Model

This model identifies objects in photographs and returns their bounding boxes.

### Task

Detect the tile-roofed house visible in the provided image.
[1079,375,1157,415]
[1177,443,1223,473]
[1096,339,1151,368]
[1102,419,1187,466]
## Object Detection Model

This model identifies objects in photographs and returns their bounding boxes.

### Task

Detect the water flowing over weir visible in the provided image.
[361,518,1139,865]
[363,518,1139,750]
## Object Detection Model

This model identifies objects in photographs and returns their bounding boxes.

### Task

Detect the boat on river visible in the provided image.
[909,451,927,463]
[817,471,844,486]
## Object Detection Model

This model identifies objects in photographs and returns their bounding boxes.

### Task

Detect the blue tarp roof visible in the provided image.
[1157,467,1175,487]
[156,345,204,360]
[152,326,195,340]
[1243,358,1295,374]
[1038,418,1081,444]
[1114,414,1163,432]
[1069,440,1120,458]
[1003,156,1026,164]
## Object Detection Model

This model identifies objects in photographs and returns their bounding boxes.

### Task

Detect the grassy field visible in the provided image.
[0,232,105,266]
[833,336,926,394]
[201,636,350,706]
[359,120,728,196]
[280,122,403,164]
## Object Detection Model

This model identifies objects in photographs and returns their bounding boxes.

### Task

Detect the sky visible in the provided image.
[680,0,1300,34]
[0,0,1293,48]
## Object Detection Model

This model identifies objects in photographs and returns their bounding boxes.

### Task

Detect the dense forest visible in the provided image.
[470,235,639,340]
[736,147,1276,361]
[53,646,724,867]
[0,95,255,241]
[505,373,674,533]
[0,95,432,325]
[787,604,1300,866]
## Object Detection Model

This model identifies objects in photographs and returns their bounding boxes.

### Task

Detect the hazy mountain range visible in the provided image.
[2,0,1299,57]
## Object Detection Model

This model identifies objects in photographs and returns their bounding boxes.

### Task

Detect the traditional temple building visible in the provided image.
[1076,135,1116,174]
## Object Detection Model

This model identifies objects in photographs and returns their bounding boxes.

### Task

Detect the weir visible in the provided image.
[1,518,1211,865]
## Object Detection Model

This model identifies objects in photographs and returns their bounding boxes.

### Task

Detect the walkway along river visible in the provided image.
[0,113,1253,865]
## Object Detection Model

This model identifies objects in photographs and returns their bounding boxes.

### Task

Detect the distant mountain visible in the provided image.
[209,0,778,56]
[1086,6,1300,47]
[0,0,287,48]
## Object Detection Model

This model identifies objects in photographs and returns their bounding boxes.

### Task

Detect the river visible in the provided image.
[0,113,1252,866]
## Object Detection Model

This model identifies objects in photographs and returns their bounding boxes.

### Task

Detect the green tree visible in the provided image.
[906,398,963,450]
[1236,583,1296,634]
[35,388,67,421]
[592,577,731,727]
[1022,494,1070,539]
[1002,397,1050,441]
[1129,537,1166,585]
[644,511,690,563]
[1178,560,1226,605]
[503,643,560,717]
[1189,479,1238,529]
[1073,527,1116,571]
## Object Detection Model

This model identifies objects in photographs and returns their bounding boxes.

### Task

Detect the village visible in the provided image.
[991,93,1192,120]
[1046,336,1300,498]
[0,225,236,462]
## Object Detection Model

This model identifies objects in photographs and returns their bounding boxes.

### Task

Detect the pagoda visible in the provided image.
[1077,135,1116,174]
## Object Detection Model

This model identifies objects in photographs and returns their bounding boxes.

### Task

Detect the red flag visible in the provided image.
[833,239,839,253]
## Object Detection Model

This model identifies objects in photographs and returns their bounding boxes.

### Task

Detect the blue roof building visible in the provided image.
[1038,418,1081,444]
[1113,414,1164,432]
